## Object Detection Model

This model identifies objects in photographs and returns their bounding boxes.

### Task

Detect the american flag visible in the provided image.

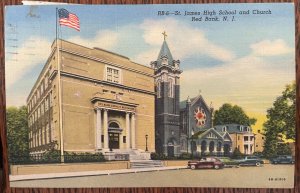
[58,8,80,31]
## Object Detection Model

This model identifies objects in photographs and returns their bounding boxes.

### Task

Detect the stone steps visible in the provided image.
[102,149,151,161]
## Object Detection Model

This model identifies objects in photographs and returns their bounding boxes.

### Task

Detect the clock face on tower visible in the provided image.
[194,107,206,127]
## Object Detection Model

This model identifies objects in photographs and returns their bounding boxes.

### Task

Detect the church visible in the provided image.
[152,33,233,157]
[151,32,182,157]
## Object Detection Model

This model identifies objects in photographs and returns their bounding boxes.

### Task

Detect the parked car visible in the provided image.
[237,156,264,167]
[218,157,239,168]
[188,157,224,170]
[271,155,294,164]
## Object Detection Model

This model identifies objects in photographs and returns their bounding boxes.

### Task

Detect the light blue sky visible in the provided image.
[5,3,295,128]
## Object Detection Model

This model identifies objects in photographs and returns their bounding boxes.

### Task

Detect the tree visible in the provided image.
[213,103,257,126]
[263,82,295,158]
[6,106,29,160]
[231,147,243,159]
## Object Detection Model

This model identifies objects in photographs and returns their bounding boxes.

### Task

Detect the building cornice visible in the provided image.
[51,70,156,96]
[60,48,154,78]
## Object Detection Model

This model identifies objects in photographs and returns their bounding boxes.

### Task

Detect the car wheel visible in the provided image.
[191,165,196,170]
[256,162,261,167]
[291,161,294,164]
[214,165,220,169]
[274,162,277,164]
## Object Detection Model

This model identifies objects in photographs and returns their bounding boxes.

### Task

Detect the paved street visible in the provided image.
[10,164,294,188]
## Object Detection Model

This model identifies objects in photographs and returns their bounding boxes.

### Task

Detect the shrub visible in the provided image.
[253,151,264,158]
[231,148,244,159]
[64,152,105,163]
[178,152,192,160]
[151,152,167,160]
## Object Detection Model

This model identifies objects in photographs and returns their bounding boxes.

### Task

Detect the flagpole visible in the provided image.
[56,8,64,162]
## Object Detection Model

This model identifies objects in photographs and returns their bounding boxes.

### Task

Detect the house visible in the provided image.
[214,124,255,155]
[254,129,265,153]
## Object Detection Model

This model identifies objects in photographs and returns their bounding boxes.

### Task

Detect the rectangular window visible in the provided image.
[41,81,44,95]
[36,132,39,147]
[123,136,126,143]
[101,135,104,142]
[40,130,42,146]
[106,67,120,83]
[41,129,44,145]
[45,75,49,89]
[41,103,44,115]
[49,92,53,107]
[51,121,56,141]
[45,98,49,111]
[45,123,49,144]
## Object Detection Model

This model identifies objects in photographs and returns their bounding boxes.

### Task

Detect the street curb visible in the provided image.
[9,166,188,182]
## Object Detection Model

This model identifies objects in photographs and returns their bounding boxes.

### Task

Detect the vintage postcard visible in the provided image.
[5,3,295,188]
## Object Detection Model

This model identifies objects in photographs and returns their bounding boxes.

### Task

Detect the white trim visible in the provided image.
[64,149,96,152]
[62,103,95,109]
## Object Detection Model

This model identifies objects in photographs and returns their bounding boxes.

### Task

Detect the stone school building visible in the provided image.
[27,39,155,160]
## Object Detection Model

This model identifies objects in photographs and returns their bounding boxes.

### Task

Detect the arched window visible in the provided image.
[156,80,161,98]
[217,141,222,152]
[209,141,215,152]
[109,122,120,128]
[168,78,174,98]
[201,140,207,152]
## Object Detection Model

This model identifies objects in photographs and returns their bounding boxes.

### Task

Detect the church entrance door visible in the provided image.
[167,144,174,157]
[109,133,119,149]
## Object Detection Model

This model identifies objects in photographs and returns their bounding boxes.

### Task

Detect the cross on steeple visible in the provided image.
[162,31,167,41]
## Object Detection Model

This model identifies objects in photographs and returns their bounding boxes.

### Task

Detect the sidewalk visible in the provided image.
[10,166,187,182]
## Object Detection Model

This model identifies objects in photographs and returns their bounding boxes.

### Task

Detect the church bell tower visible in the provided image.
[151,32,182,156]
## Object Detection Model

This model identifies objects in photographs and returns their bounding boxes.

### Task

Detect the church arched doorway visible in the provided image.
[209,141,215,153]
[201,140,207,155]
[224,144,230,156]
[167,142,174,157]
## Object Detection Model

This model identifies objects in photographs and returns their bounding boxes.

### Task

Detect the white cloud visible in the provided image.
[251,39,293,56]
[5,37,51,88]
[67,30,119,50]
[135,18,235,64]
[181,50,295,114]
